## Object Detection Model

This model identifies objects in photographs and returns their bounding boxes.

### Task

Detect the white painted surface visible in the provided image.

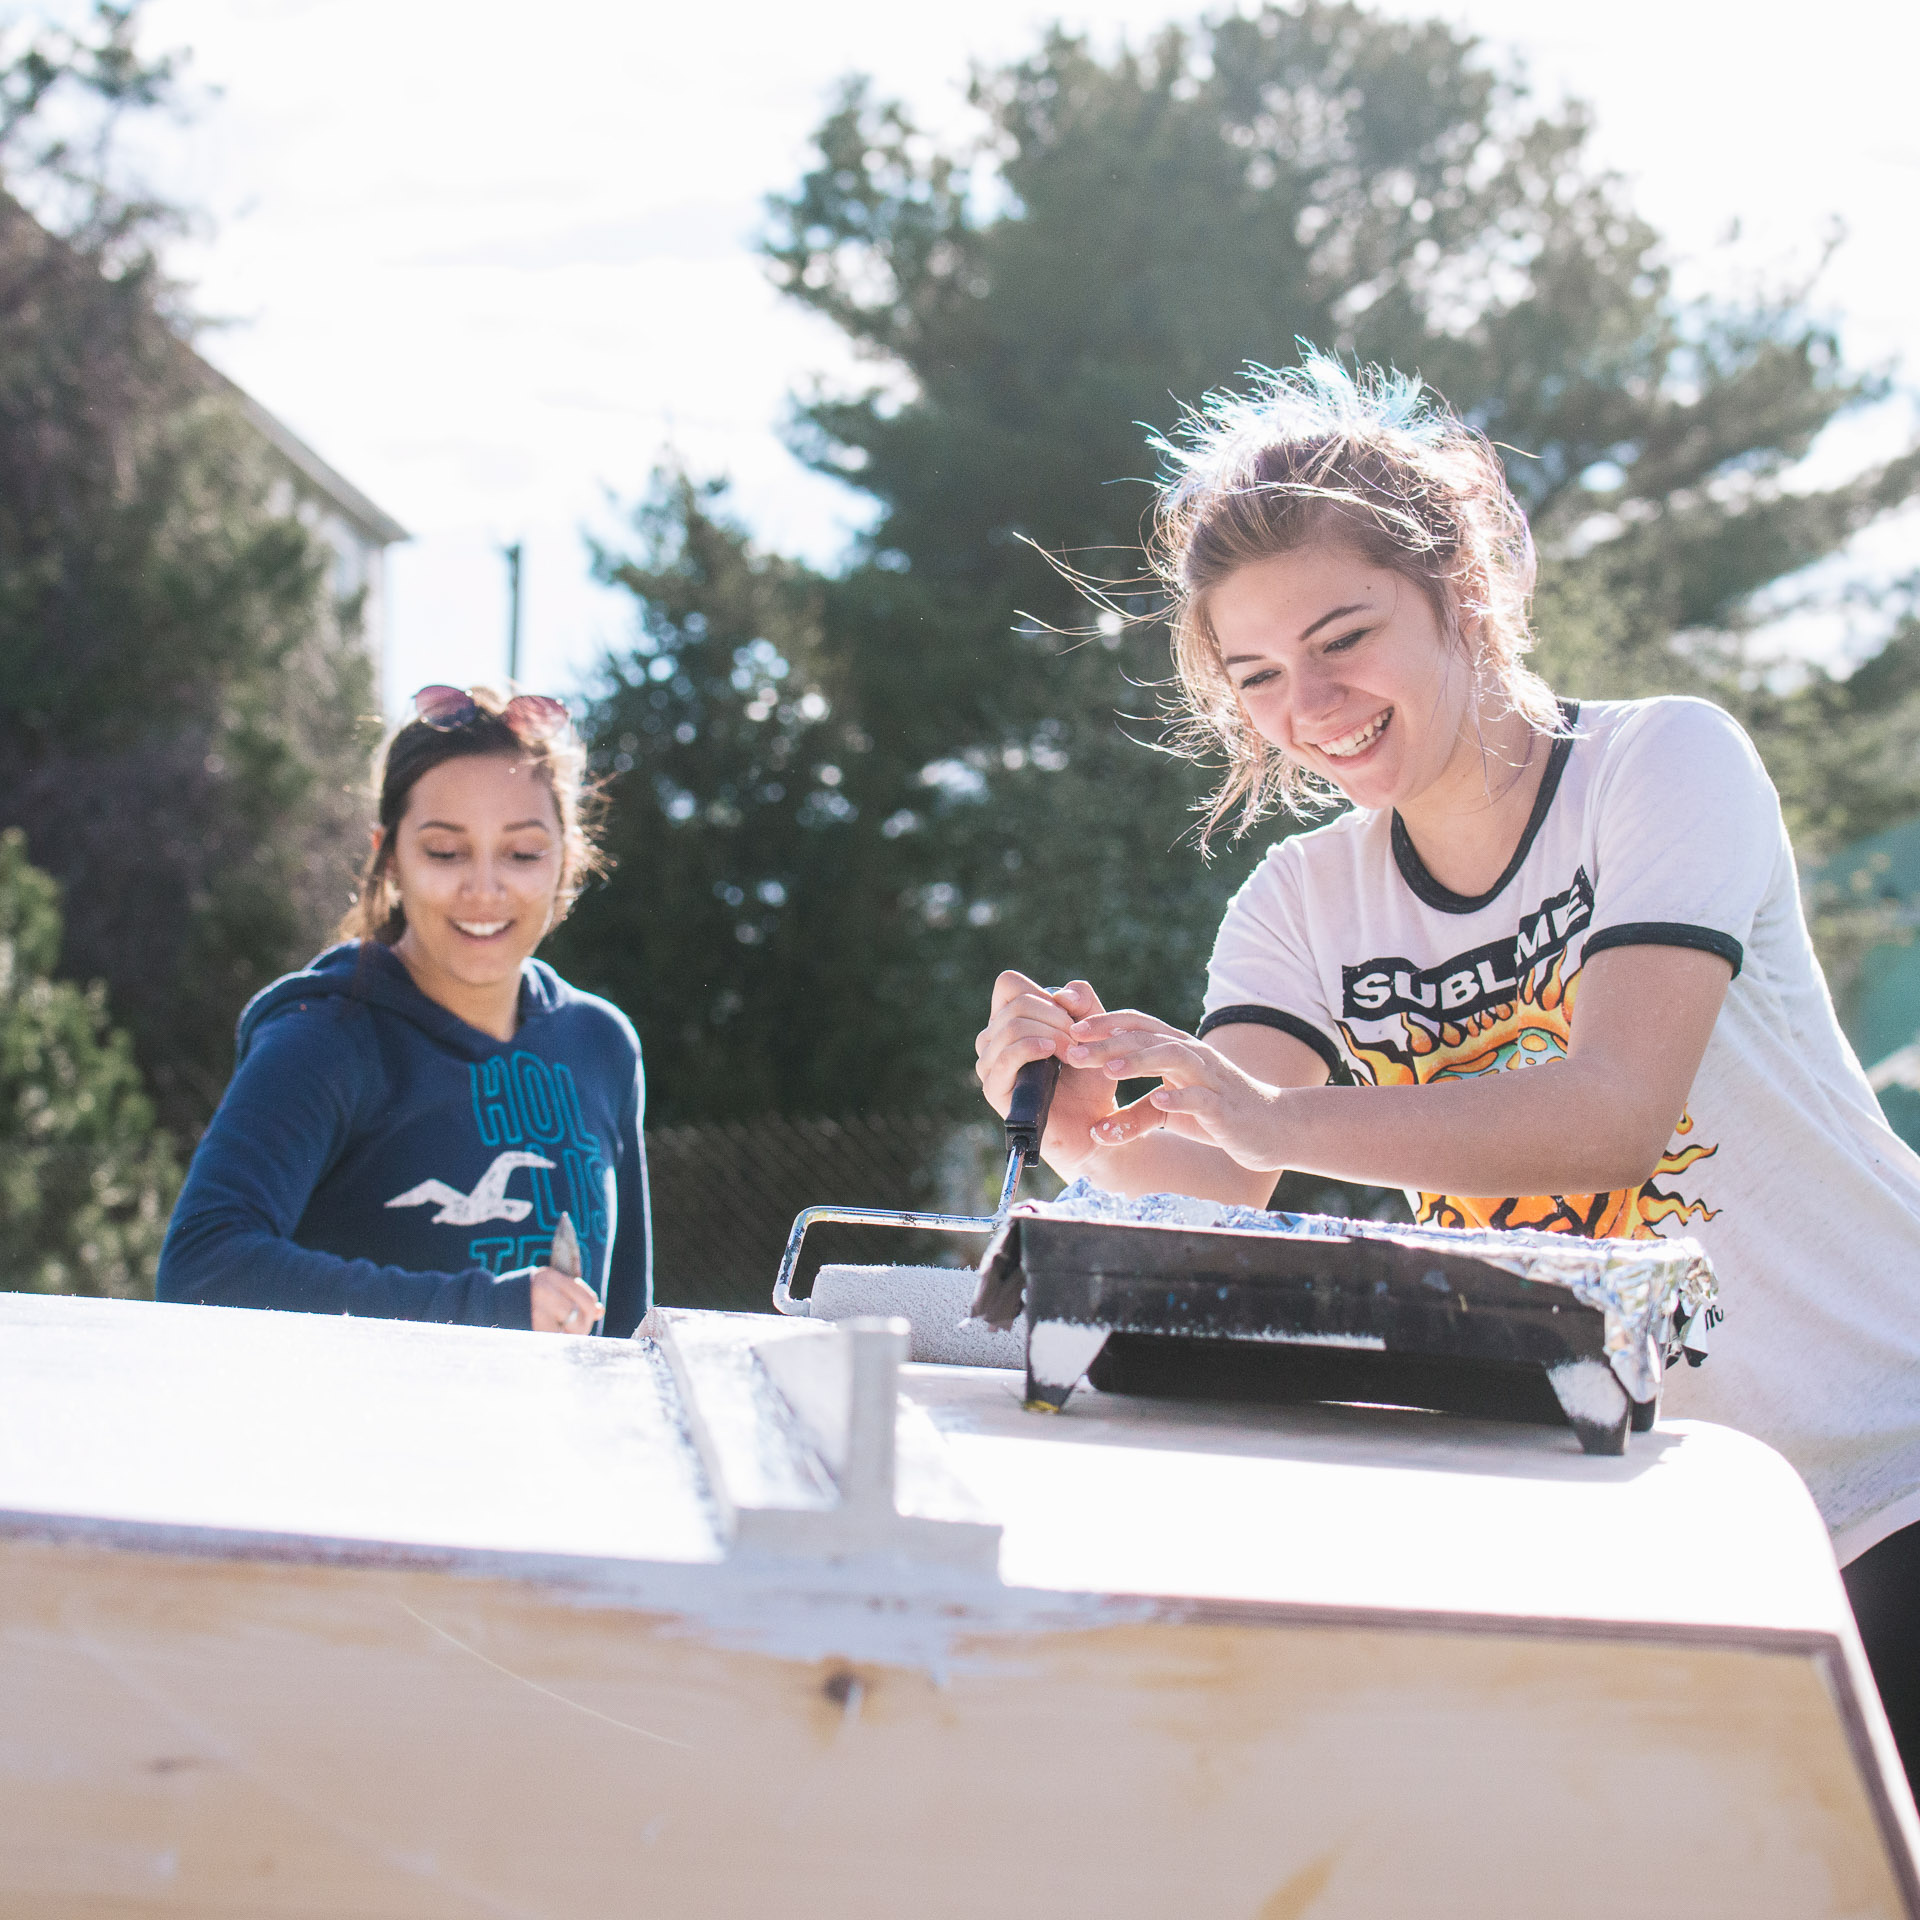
[752,1319,857,1477]
[905,1360,1851,1636]
[0,1294,1852,1639]
[1549,1355,1633,1427]
[5,1294,1916,1917]
[649,1309,1002,1573]
[0,1294,719,1567]
[1026,1320,1111,1393]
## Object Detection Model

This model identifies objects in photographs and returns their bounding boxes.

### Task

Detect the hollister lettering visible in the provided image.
[1340,868,1594,1022]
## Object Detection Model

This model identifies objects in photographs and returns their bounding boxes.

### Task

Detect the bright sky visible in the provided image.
[117,0,1920,709]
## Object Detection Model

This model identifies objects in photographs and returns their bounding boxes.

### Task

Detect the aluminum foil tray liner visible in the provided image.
[972,1178,1719,1404]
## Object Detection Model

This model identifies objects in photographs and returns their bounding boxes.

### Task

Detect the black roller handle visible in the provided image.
[1005,1055,1062,1170]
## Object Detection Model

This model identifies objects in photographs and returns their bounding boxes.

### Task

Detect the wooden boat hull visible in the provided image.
[2,1294,1913,1917]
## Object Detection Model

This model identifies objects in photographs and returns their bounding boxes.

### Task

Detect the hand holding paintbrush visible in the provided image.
[528,1211,604,1335]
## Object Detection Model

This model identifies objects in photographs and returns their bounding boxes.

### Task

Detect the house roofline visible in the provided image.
[198,360,409,547]
[0,194,409,549]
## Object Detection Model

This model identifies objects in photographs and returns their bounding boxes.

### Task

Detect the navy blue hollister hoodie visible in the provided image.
[157,942,651,1337]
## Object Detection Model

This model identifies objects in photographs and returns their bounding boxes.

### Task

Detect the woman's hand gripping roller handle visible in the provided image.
[996,1055,1061,1211]
[770,1052,1063,1315]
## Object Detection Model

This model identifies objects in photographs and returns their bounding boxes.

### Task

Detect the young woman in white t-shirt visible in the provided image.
[973,355,1920,1777]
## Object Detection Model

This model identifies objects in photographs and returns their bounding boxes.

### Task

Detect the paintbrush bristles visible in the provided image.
[549,1211,582,1280]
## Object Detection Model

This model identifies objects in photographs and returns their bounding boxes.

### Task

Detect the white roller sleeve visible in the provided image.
[806,1265,1026,1369]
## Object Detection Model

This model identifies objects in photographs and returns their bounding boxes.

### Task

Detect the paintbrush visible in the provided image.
[549,1210,600,1334]
[549,1210,583,1282]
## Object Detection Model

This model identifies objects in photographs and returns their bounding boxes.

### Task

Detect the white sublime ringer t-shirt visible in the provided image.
[1202,695,1920,1558]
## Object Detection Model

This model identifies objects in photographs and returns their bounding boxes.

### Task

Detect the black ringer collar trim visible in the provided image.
[1390,699,1581,916]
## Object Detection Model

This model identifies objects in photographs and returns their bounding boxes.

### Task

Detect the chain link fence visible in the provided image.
[643,1113,1041,1313]
[642,1111,1407,1314]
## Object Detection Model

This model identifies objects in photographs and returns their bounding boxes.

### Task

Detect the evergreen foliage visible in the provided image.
[554,474,935,1122]
[566,2,1920,1123]
[0,4,372,1134]
[0,828,179,1298]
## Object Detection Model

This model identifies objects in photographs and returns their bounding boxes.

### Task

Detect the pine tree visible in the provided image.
[573,2,1920,1120]
[0,4,373,1133]
[0,829,178,1297]
[552,472,940,1121]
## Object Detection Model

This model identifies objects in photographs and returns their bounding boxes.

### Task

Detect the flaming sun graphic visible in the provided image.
[1335,950,1718,1238]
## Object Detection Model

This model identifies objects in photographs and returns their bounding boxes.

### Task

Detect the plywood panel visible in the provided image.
[1,1539,1904,1920]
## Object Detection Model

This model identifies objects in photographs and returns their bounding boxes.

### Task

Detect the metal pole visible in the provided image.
[504,542,523,685]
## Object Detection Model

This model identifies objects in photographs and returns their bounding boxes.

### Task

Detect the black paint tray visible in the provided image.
[973,1211,1710,1455]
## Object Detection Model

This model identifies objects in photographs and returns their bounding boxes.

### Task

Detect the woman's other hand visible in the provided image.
[976,972,1119,1175]
[530,1265,605,1334]
[1066,1014,1294,1172]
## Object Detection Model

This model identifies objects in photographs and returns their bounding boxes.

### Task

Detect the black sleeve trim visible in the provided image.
[1583,922,1744,979]
[1197,1005,1352,1085]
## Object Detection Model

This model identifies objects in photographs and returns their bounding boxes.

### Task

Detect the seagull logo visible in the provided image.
[385,1151,556,1226]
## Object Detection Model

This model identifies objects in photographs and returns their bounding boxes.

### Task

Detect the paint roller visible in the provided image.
[770,1058,1060,1363]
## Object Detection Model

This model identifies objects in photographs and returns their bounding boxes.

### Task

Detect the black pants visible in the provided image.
[1843,1518,1920,1789]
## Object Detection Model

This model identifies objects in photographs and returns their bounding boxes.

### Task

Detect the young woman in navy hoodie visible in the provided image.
[158,686,649,1338]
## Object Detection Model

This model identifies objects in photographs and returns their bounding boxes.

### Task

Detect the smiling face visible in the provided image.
[383,752,565,1022]
[1206,542,1479,815]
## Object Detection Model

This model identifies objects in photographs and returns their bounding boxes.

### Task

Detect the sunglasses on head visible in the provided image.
[412,685,571,743]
